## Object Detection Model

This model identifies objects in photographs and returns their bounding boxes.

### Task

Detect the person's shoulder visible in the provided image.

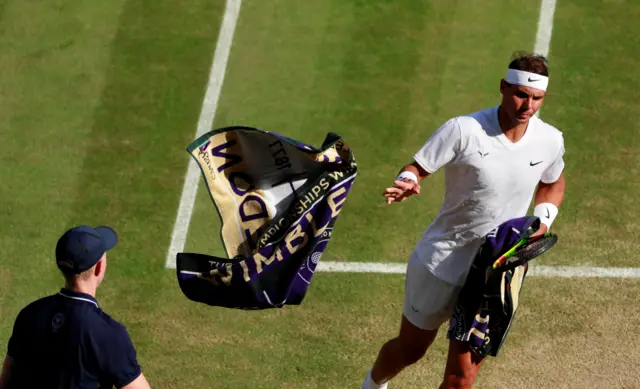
[533,116,564,142]
[85,309,137,354]
[450,107,497,135]
[93,311,139,359]
[24,293,59,308]
[464,106,497,119]
[91,309,129,334]
[535,116,562,134]
[17,294,59,318]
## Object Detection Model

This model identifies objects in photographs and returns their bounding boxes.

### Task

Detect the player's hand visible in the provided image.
[529,223,548,238]
[383,179,421,204]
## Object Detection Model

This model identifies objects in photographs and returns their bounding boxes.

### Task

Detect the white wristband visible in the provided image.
[396,171,418,184]
[533,202,559,229]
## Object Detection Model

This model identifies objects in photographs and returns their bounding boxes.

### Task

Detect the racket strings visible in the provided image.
[508,235,558,263]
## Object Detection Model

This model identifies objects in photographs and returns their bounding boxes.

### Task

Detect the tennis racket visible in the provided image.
[491,232,558,272]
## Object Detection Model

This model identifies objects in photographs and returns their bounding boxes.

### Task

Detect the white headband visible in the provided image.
[505,69,548,91]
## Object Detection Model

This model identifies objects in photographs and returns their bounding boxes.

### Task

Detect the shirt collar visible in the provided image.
[58,288,99,308]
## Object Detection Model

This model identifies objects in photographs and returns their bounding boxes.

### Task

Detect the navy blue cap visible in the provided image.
[55,226,118,274]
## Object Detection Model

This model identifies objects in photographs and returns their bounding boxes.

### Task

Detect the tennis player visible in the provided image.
[362,52,566,389]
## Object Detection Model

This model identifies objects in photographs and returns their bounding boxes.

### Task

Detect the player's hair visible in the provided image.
[508,51,549,77]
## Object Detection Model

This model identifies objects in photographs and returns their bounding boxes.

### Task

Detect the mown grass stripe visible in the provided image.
[165,0,242,269]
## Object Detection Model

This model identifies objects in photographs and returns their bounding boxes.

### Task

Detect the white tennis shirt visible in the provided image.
[412,106,565,285]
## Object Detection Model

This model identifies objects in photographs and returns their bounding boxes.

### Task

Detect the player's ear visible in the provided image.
[94,254,106,277]
[500,79,507,93]
[94,260,101,277]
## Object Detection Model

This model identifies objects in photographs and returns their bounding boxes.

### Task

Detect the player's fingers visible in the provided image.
[384,180,419,204]
[394,180,421,194]
[529,229,545,238]
[393,180,414,190]
[383,191,397,201]
[384,187,400,194]
[529,224,549,238]
[384,187,405,196]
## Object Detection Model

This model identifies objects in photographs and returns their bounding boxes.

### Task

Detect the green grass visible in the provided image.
[1,0,639,388]
[0,0,129,322]
[0,0,225,376]
[110,274,640,388]
[537,0,640,267]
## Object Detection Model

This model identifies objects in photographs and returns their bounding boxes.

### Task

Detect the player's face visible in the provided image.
[500,81,546,124]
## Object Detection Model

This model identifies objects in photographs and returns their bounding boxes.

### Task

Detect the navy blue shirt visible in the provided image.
[6,289,141,389]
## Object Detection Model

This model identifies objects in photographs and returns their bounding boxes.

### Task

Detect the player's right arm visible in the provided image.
[121,373,151,389]
[106,324,151,389]
[1,306,28,389]
[383,163,430,204]
[0,355,14,389]
[383,118,461,205]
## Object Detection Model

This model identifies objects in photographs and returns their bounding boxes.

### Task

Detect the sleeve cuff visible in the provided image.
[541,169,563,184]
[413,154,436,174]
[116,369,142,389]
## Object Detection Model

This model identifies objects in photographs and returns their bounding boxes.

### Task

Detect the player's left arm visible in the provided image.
[532,131,566,235]
[2,307,26,389]
[0,355,15,389]
[532,172,565,235]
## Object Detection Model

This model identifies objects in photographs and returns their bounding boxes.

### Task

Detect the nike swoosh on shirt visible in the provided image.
[530,161,543,166]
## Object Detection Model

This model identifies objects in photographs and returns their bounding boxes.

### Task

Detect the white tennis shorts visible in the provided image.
[403,253,463,330]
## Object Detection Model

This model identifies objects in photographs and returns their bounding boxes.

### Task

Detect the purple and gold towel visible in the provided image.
[176,127,357,310]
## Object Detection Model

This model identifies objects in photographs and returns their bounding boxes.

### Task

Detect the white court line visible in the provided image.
[534,0,557,57]
[526,0,621,281]
[165,0,242,269]
[533,0,556,118]
[316,262,640,278]
[166,0,640,279]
